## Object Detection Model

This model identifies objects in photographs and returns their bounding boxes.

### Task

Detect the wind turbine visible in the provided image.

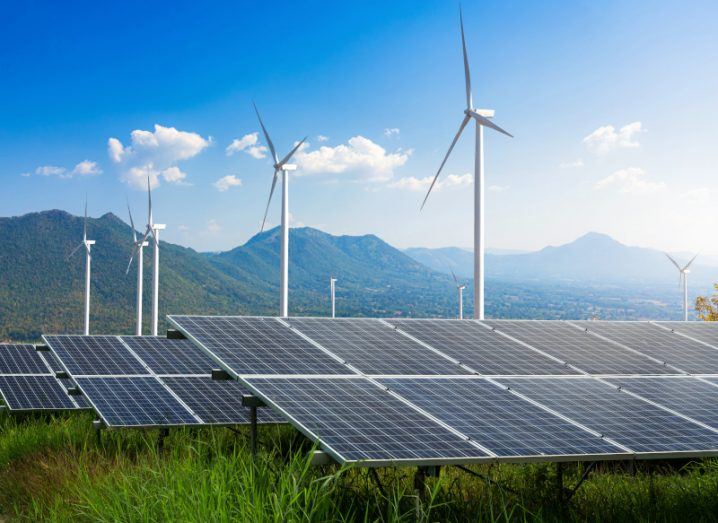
[254,102,306,317]
[665,253,698,321]
[451,269,466,320]
[421,8,513,320]
[140,177,165,336]
[330,275,338,318]
[126,203,149,336]
[67,199,95,335]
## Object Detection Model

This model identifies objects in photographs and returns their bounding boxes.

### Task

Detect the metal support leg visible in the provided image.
[556,462,565,505]
[250,405,258,458]
[92,419,102,446]
[566,461,597,502]
[158,428,169,452]
[414,467,426,521]
[370,469,388,498]
[454,465,519,495]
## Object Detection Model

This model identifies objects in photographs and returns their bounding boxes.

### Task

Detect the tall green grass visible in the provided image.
[2,412,718,521]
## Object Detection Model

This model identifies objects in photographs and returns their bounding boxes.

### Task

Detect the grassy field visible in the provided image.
[2,412,718,521]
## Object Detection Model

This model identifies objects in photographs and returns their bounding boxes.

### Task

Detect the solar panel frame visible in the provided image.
[496,376,718,456]
[483,320,676,375]
[572,321,718,374]
[241,375,496,466]
[168,315,353,377]
[654,322,718,351]
[386,319,577,376]
[286,318,470,376]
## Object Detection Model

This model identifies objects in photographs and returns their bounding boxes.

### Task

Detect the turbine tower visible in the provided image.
[67,199,95,335]
[254,102,306,317]
[665,253,698,322]
[141,177,165,336]
[330,275,337,318]
[421,8,512,320]
[127,203,149,336]
[451,269,466,320]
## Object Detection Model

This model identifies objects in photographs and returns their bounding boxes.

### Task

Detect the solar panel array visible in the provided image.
[0,344,87,411]
[171,316,718,466]
[43,335,283,428]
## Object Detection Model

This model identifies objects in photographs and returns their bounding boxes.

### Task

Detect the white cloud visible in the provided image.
[295,136,410,182]
[594,167,666,194]
[178,224,189,232]
[213,175,243,192]
[316,135,329,142]
[20,172,31,177]
[488,184,510,192]
[384,128,400,138]
[207,219,221,234]
[559,159,584,169]
[108,124,211,189]
[72,160,102,176]
[226,132,268,159]
[583,122,643,154]
[36,165,68,177]
[388,173,472,192]
[680,187,711,205]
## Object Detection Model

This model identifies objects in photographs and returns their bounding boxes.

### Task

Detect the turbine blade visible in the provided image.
[684,253,699,271]
[83,198,88,242]
[421,114,471,210]
[450,268,459,285]
[147,175,153,227]
[279,136,307,166]
[664,253,681,271]
[126,243,141,274]
[469,110,513,138]
[459,7,473,110]
[260,170,280,232]
[253,102,279,163]
[127,202,137,243]
[67,242,83,261]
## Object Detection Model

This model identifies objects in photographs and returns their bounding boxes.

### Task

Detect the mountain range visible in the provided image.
[1,210,715,341]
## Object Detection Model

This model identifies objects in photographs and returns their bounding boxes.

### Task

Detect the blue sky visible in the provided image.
[1,0,716,254]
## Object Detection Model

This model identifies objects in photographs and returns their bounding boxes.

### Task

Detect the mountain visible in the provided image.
[406,232,718,286]
[0,211,456,341]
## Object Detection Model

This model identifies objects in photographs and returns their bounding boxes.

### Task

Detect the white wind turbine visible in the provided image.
[67,199,95,335]
[451,269,466,320]
[126,203,149,336]
[254,102,306,317]
[665,253,698,322]
[330,275,338,318]
[140,177,165,336]
[421,8,512,320]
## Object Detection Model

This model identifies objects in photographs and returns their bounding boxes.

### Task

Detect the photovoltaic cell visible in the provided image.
[121,336,216,375]
[0,344,50,374]
[484,320,673,375]
[0,375,77,410]
[162,377,284,425]
[75,377,200,427]
[168,316,351,376]
[386,319,576,375]
[575,321,718,374]
[605,376,718,430]
[656,322,718,350]
[498,377,718,453]
[43,335,147,376]
[287,318,468,375]
[39,350,63,372]
[380,377,625,457]
[244,376,489,464]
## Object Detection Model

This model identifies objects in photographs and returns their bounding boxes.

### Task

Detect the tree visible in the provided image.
[695,284,718,321]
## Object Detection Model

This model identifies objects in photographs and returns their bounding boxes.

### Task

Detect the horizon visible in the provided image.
[1,1,716,255]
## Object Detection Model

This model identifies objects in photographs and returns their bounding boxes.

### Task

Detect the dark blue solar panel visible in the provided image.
[121,336,216,375]
[0,344,50,374]
[0,375,77,410]
[43,336,147,376]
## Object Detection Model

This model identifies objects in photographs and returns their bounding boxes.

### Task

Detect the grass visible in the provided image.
[1,413,718,521]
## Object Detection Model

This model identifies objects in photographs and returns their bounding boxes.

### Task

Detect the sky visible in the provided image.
[1,0,717,255]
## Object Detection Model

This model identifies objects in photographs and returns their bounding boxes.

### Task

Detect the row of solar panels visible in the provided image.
[0,338,282,427]
[166,317,718,466]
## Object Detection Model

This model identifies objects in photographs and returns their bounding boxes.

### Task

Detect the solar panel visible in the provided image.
[379,377,626,458]
[39,350,63,372]
[0,375,78,411]
[605,376,718,430]
[656,322,718,350]
[386,319,576,375]
[168,316,351,376]
[484,320,674,375]
[43,335,148,376]
[0,344,51,374]
[575,321,718,374]
[75,377,201,427]
[243,376,490,465]
[497,377,718,454]
[287,318,469,375]
[121,336,216,375]
[162,377,284,425]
